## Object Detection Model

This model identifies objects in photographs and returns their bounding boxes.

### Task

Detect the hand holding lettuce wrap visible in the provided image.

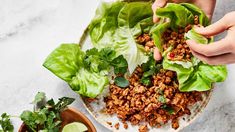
[151,3,227,91]
[186,11,235,65]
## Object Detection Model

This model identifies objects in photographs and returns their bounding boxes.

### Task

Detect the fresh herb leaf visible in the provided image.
[114,77,129,88]
[84,48,108,72]
[158,95,166,103]
[162,106,175,115]
[140,54,162,86]
[111,55,128,75]
[111,55,128,68]
[114,67,127,75]
[46,99,55,106]
[45,111,61,131]
[142,68,156,78]
[140,77,152,86]
[32,92,46,104]
[0,113,14,132]
[54,97,75,111]
[99,47,116,62]
[20,110,44,132]
[85,48,99,56]
[84,47,128,75]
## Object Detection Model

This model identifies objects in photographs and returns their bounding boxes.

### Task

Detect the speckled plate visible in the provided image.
[78,1,213,131]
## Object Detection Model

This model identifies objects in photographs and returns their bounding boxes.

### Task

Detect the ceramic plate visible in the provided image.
[78,0,212,131]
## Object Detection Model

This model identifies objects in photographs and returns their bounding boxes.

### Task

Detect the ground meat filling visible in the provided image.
[103,15,203,131]
[136,33,155,52]
[163,15,199,62]
[104,67,203,131]
[162,25,192,62]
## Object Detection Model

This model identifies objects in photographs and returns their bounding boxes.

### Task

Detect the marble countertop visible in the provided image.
[0,0,234,132]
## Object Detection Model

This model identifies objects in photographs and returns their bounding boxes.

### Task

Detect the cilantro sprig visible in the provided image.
[85,47,130,88]
[20,92,75,132]
[0,113,14,132]
[0,92,75,132]
[141,53,162,86]
[84,47,128,75]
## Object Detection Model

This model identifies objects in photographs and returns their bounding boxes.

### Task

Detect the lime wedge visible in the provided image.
[62,122,88,132]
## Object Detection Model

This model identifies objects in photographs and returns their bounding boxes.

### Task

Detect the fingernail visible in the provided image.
[154,48,162,61]
[186,40,193,45]
[193,25,204,32]
[153,15,160,23]
[154,0,167,8]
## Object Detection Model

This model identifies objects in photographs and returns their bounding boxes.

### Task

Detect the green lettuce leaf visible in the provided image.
[162,26,227,91]
[150,22,170,52]
[43,44,85,82]
[163,59,227,91]
[181,3,210,26]
[69,68,108,98]
[89,1,125,47]
[43,44,109,98]
[156,3,194,30]
[89,2,154,73]
[185,28,208,44]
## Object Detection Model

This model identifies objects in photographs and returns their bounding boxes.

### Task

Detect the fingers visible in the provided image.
[190,0,216,20]
[194,14,231,36]
[152,0,168,23]
[191,50,235,65]
[186,39,232,57]
[154,47,162,61]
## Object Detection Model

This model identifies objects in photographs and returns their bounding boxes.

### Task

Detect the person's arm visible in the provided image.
[186,11,235,65]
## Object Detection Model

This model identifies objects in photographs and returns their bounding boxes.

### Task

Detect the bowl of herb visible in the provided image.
[16,92,96,132]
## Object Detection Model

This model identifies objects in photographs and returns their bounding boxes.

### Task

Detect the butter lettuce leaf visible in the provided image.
[69,68,108,98]
[89,2,154,73]
[89,1,125,48]
[156,3,194,30]
[43,44,109,98]
[163,59,227,91]
[151,22,170,52]
[185,28,209,44]
[181,3,210,26]
[43,44,85,82]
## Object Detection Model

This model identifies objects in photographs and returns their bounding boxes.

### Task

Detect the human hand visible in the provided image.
[152,0,216,22]
[152,0,216,61]
[186,11,235,65]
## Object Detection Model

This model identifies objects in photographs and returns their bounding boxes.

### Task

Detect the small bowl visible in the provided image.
[18,107,96,132]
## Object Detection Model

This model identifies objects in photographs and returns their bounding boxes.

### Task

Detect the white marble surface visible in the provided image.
[0,0,234,132]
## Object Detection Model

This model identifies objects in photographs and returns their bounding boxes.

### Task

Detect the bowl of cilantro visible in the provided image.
[18,92,96,132]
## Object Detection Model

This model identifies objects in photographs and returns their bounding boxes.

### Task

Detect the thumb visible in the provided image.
[152,0,168,23]
[194,14,231,36]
